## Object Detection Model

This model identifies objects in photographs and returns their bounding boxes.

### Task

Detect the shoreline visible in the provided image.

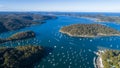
[74,16,120,24]
[95,50,104,68]
[60,30,120,38]
[80,17,107,23]
[93,57,97,68]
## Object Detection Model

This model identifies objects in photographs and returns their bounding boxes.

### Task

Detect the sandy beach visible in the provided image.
[95,50,104,68]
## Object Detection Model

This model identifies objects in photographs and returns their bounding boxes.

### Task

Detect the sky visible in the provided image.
[0,0,120,12]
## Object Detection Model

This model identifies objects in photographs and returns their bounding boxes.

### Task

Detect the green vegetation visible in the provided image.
[58,13,120,23]
[8,31,35,40]
[0,31,35,44]
[101,50,120,68]
[0,13,57,33]
[79,14,120,23]
[0,45,44,68]
[60,24,120,37]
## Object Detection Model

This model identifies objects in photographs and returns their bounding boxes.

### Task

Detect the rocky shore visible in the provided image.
[60,30,96,37]
[60,30,120,38]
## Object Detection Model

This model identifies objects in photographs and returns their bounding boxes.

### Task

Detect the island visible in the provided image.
[0,45,44,68]
[96,50,120,68]
[0,31,35,44]
[60,24,120,37]
[0,13,57,33]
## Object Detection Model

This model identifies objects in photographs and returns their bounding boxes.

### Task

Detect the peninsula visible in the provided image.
[57,13,120,24]
[0,13,57,33]
[0,31,35,44]
[96,50,120,68]
[0,45,44,68]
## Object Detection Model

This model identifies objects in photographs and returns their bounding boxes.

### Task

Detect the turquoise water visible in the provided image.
[0,15,120,68]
